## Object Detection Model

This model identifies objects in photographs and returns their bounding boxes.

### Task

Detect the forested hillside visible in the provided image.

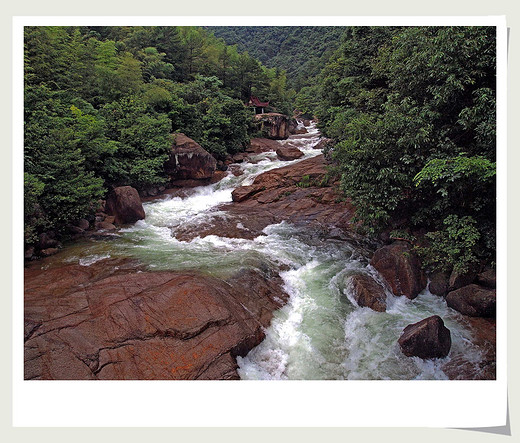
[24,25,496,275]
[24,26,292,246]
[314,26,496,273]
[209,26,344,91]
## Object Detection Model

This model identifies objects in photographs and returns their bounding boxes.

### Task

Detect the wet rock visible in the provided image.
[67,225,85,235]
[104,215,115,224]
[276,146,304,161]
[370,241,426,299]
[254,113,290,139]
[312,138,332,151]
[476,268,496,289]
[165,133,217,180]
[176,155,355,243]
[147,187,158,197]
[105,186,145,225]
[232,185,262,203]
[446,284,496,317]
[398,315,451,359]
[442,316,496,380]
[288,118,299,134]
[449,269,477,291]
[217,160,228,171]
[247,137,281,153]
[232,152,248,163]
[40,247,59,257]
[95,221,116,231]
[429,272,450,297]
[347,274,387,312]
[24,260,288,380]
[38,232,58,249]
[303,119,311,126]
[210,170,228,184]
[293,128,308,134]
[77,219,90,230]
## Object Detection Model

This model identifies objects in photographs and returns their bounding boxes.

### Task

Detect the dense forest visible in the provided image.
[24,25,293,246]
[209,26,344,91]
[24,25,496,275]
[314,26,496,274]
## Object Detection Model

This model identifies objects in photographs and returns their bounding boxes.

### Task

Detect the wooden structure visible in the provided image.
[247,96,269,114]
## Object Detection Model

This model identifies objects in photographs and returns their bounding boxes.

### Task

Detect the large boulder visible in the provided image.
[105,186,145,225]
[429,272,450,297]
[276,146,304,161]
[445,284,496,317]
[38,232,59,250]
[165,133,217,180]
[24,259,288,380]
[448,269,477,291]
[398,315,451,359]
[370,241,426,299]
[254,113,290,140]
[476,269,496,289]
[347,274,387,312]
[247,137,281,153]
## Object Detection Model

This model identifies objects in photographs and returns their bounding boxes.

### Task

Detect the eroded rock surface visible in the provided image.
[165,133,217,181]
[254,113,290,139]
[446,284,496,317]
[105,186,145,225]
[398,315,451,359]
[176,155,358,243]
[370,241,426,299]
[276,146,304,161]
[24,259,288,380]
[347,274,387,312]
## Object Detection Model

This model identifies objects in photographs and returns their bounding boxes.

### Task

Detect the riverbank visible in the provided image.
[24,122,496,380]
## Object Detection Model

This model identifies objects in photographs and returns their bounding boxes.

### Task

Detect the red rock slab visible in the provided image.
[24,259,288,380]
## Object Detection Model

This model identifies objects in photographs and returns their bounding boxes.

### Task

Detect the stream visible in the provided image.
[39,122,485,380]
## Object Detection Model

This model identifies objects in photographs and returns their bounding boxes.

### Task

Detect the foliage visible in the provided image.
[315,26,496,271]
[417,215,481,274]
[24,26,295,248]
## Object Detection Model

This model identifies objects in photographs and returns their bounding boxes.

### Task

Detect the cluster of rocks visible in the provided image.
[346,240,495,367]
[429,268,496,318]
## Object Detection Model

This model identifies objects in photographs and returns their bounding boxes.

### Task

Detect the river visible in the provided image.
[38,121,485,380]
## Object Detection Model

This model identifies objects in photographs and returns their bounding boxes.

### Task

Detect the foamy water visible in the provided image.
[47,121,483,379]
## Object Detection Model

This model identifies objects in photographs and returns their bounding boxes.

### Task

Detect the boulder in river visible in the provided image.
[428,271,450,297]
[276,145,304,161]
[165,133,217,180]
[105,186,145,225]
[347,274,387,312]
[398,315,451,359]
[445,284,496,317]
[247,137,282,153]
[370,241,426,299]
[254,113,290,139]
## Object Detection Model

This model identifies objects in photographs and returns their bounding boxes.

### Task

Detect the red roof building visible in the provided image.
[247,96,269,113]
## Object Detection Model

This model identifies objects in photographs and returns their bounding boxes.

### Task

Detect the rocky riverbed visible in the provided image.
[24,121,496,380]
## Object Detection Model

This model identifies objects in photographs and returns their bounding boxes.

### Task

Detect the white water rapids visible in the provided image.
[56,122,484,380]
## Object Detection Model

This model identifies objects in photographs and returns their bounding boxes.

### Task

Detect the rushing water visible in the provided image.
[49,122,484,380]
